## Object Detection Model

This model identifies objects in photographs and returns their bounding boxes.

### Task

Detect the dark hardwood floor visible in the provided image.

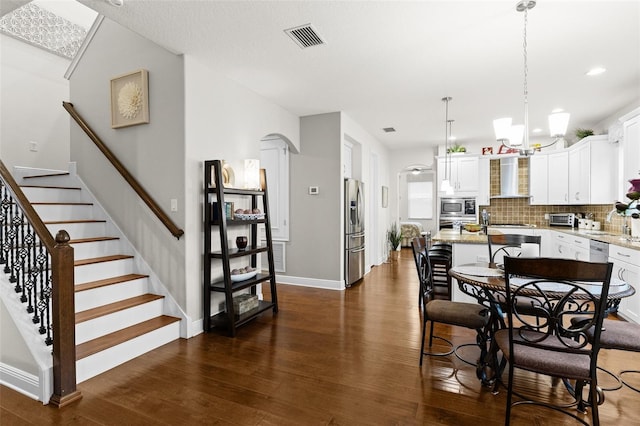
[2,249,639,425]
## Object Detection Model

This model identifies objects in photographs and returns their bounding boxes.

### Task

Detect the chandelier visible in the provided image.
[493,0,570,156]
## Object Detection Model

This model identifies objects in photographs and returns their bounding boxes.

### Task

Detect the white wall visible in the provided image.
[183,54,300,325]
[0,34,70,171]
[68,19,187,310]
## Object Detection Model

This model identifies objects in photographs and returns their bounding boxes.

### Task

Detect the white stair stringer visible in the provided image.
[7,164,189,393]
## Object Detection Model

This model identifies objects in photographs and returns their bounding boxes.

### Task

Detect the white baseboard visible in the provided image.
[0,363,41,403]
[276,275,345,290]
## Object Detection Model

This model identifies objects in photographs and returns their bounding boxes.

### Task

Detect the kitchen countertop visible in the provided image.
[432,226,640,251]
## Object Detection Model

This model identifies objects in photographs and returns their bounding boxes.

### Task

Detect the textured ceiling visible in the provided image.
[12,1,640,150]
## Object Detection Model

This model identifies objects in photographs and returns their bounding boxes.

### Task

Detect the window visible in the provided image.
[407,175,433,219]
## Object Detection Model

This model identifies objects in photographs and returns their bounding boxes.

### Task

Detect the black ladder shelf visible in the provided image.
[203,159,278,336]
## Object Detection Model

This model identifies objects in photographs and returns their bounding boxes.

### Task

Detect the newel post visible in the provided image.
[49,230,82,407]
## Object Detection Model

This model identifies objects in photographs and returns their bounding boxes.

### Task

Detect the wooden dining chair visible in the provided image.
[496,257,613,426]
[411,238,490,366]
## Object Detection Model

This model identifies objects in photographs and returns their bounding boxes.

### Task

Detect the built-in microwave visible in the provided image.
[440,198,477,217]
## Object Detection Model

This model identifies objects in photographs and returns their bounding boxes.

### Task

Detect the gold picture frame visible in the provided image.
[110,69,149,129]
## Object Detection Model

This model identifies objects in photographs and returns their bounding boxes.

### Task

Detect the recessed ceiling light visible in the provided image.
[551,108,565,113]
[586,67,606,76]
[532,128,542,133]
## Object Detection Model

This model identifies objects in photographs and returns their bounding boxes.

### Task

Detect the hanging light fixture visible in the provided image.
[441,96,455,195]
[493,0,570,156]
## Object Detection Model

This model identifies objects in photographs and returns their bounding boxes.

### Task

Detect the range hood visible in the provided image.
[490,157,531,199]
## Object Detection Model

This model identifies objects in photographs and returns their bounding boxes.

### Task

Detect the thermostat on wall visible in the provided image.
[309,186,319,195]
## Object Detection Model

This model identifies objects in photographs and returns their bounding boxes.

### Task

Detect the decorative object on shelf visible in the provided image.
[230,268,257,282]
[492,1,570,156]
[232,293,259,315]
[236,236,248,250]
[210,161,235,188]
[244,159,261,189]
[110,69,149,129]
[447,143,466,153]
[575,128,595,140]
[482,147,493,155]
[441,96,455,195]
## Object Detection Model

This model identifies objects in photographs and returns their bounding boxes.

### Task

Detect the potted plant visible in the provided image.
[387,223,403,261]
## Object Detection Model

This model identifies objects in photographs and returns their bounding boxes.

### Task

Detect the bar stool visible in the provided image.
[427,244,452,300]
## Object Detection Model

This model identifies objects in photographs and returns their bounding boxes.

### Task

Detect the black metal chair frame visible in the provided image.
[487,233,541,266]
[412,239,489,367]
[496,256,613,426]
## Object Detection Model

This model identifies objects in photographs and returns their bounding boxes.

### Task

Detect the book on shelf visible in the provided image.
[211,202,234,220]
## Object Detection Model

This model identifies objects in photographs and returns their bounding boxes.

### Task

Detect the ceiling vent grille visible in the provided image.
[285,24,325,48]
[382,127,396,133]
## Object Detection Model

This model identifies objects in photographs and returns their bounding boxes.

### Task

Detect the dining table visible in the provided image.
[448,262,637,388]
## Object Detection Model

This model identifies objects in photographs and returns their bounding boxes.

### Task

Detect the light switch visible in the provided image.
[29,141,38,152]
[309,186,319,195]
[170,199,178,212]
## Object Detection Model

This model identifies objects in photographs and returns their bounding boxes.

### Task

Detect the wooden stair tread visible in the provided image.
[70,236,120,244]
[76,315,180,360]
[75,273,149,292]
[44,219,106,224]
[75,254,133,266]
[19,185,81,190]
[23,172,70,179]
[76,294,164,323]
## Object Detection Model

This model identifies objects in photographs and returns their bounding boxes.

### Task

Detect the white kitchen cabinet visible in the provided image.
[534,229,551,257]
[547,151,569,204]
[568,142,590,205]
[550,231,589,261]
[621,109,640,200]
[437,155,479,196]
[529,154,548,205]
[609,244,640,324]
[477,157,490,205]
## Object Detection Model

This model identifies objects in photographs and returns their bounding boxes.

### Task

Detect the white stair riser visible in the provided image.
[46,222,107,240]
[75,277,149,312]
[76,299,165,344]
[32,204,97,221]
[20,187,84,204]
[74,258,135,284]
[71,239,125,259]
[76,322,180,383]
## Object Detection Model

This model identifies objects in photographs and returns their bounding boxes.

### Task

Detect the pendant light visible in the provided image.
[441,96,454,195]
[493,0,570,155]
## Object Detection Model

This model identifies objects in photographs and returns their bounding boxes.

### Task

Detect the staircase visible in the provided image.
[16,169,182,383]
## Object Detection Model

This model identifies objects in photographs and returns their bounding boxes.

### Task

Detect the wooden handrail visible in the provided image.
[0,160,81,407]
[62,101,184,239]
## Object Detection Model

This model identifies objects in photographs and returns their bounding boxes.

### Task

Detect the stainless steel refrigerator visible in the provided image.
[345,178,365,287]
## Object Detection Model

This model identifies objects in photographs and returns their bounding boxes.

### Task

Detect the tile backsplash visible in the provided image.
[478,198,624,234]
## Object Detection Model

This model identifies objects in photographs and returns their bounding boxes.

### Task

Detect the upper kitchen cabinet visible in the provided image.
[547,151,569,204]
[529,154,549,205]
[568,135,615,205]
[477,156,490,205]
[621,108,640,200]
[437,155,479,197]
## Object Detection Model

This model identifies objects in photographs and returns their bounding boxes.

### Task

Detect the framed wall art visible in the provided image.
[110,69,149,129]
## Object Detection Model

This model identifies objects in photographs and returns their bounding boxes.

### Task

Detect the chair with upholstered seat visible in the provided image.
[571,318,640,394]
[411,238,490,366]
[496,257,613,426]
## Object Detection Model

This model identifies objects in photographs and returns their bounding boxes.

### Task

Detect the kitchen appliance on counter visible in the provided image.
[345,178,365,287]
[439,197,477,229]
[549,213,577,227]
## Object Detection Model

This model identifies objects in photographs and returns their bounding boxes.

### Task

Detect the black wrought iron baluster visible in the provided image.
[33,238,48,328]
[24,226,36,315]
[8,202,19,284]
[40,257,53,346]
[0,181,8,266]
[16,210,30,304]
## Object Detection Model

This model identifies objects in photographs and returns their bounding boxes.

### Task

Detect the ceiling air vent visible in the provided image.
[285,24,325,48]
[382,127,396,133]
